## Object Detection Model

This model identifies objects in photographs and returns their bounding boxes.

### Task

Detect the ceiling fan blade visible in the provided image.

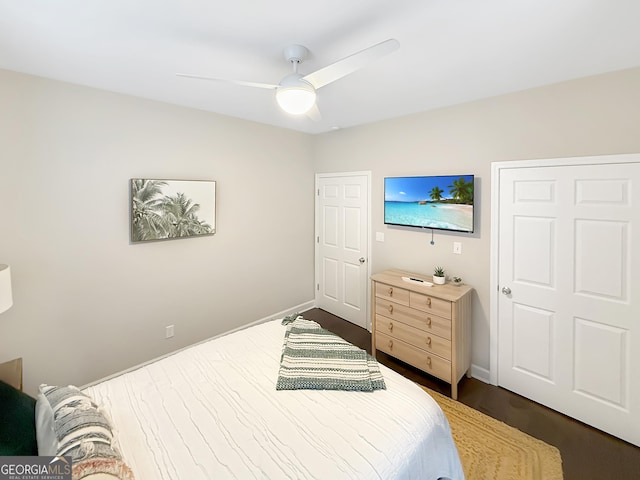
[176,73,277,90]
[302,38,399,89]
[306,104,322,121]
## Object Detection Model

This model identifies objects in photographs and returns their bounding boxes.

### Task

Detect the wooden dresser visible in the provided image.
[371,269,473,399]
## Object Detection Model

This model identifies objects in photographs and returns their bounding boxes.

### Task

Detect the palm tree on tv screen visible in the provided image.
[429,186,444,202]
[448,177,473,204]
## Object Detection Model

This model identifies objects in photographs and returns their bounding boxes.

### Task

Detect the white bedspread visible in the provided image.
[84,320,464,480]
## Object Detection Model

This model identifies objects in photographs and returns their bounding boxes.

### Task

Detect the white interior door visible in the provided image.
[315,173,370,329]
[495,156,640,446]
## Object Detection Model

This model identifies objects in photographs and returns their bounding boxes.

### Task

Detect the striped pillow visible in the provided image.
[36,385,134,479]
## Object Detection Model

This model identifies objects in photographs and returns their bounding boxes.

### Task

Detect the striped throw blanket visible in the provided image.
[276,316,386,392]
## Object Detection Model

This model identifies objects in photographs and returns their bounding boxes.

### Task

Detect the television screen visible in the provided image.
[384,174,474,233]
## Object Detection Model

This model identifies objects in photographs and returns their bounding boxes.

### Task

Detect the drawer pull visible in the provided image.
[426,317,432,326]
[426,356,432,367]
[387,304,394,314]
[426,336,432,346]
[426,297,432,307]
[388,340,394,349]
[388,287,393,296]
[388,322,393,332]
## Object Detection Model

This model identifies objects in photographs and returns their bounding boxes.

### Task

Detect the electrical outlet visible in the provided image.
[453,242,462,254]
[165,325,175,339]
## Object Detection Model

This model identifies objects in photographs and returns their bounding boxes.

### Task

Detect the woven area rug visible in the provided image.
[422,386,563,480]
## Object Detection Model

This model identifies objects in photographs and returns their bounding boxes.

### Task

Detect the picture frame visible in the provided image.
[130,178,216,243]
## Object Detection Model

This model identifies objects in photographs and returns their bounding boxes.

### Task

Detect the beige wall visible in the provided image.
[0,69,316,395]
[312,66,640,377]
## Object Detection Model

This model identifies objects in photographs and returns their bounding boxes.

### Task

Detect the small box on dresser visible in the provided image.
[371,269,473,400]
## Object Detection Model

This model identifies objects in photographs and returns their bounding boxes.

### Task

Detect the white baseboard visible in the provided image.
[239,300,316,331]
[469,364,491,384]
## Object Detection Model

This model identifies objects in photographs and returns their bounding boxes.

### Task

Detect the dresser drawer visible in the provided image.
[376,332,452,382]
[375,282,410,306]
[376,315,451,360]
[375,298,451,340]
[410,291,452,319]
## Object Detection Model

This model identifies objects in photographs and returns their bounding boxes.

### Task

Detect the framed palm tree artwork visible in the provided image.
[130,179,216,243]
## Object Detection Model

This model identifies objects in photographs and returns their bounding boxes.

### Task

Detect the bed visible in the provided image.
[36,317,464,480]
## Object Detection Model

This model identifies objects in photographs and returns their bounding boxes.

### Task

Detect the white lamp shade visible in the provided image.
[0,264,13,314]
[276,74,317,115]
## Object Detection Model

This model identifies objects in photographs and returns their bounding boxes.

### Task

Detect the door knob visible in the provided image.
[359,257,366,264]
[501,286,512,295]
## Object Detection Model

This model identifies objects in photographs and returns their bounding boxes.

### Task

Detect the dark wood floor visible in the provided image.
[302,308,640,480]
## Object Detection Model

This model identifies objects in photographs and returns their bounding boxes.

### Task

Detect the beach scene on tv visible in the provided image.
[384,175,474,232]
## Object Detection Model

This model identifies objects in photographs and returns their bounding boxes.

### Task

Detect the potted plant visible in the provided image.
[433,266,446,285]
[452,276,463,286]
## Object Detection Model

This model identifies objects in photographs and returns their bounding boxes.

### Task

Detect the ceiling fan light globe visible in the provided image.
[276,88,316,115]
[276,74,317,115]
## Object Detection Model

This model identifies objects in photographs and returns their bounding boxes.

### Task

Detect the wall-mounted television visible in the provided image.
[384,174,475,233]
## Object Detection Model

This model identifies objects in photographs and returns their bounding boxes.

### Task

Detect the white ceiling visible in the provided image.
[1,0,639,135]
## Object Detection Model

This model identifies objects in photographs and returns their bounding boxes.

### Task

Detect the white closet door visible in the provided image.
[496,159,640,446]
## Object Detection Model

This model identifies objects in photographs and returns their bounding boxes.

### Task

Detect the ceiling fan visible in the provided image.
[176,39,400,119]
